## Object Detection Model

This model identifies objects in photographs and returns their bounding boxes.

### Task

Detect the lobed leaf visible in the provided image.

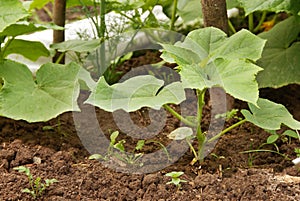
[0,61,82,122]
[241,98,300,130]
[0,0,29,33]
[161,27,266,105]
[85,75,185,112]
[257,16,300,88]
[238,0,300,15]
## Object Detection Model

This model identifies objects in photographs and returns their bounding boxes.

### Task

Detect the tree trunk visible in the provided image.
[201,0,234,110]
[201,0,228,34]
[52,0,66,64]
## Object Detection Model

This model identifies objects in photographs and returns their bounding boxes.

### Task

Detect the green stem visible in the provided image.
[186,138,198,159]
[99,0,106,76]
[54,52,66,64]
[228,19,236,34]
[170,0,178,30]
[163,104,196,127]
[248,13,254,32]
[208,119,247,143]
[196,89,206,161]
[253,11,267,33]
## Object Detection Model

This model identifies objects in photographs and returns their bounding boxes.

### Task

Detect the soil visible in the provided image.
[2,4,300,200]
[1,50,300,201]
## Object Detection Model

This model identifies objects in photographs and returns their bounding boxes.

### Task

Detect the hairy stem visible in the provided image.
[208,119,247,143]
[163,104,196,127]
[248,13,254,32]
[196,89,206,161]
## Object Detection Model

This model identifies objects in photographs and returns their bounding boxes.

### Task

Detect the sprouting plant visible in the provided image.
[165,171,187,189]
[241,130,300,160]
[294,148,300,158]
[13,166,58,199]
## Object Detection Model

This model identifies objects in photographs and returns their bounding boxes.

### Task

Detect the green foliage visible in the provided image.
[165,171,187,188]
[0,0,29,33]
[0,61,82,122]
[85,75,185,112]
[238,0,300,15]
[13,166,58,199]
[241,98,300,130]
[161,27,265,105]
[257,16,300,88]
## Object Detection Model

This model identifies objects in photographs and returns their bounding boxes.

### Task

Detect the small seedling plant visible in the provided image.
[165,171,187,189]
[13,166,58,199]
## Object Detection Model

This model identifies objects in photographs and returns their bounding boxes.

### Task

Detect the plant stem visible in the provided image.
[170,0,178,30]
[228,19,236,34]
[248,13,254,32]
[196,89,206,161]
[186,138,198,159]
[253,11,267,33]
[163,104,196,127]
[208,119,247,143]
[99,0,106,76]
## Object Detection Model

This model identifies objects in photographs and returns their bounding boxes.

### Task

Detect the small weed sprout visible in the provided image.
[13,166,58,199]
[165,171,187,189]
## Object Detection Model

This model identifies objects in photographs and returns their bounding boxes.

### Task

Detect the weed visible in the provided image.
[13,166,58,199]
[165,171,187,189]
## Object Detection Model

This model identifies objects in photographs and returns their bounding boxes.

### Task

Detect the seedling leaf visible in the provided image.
[241,98,300,130]
[267,134,279,144]
[168,127,193,140]
[85,75,185,112]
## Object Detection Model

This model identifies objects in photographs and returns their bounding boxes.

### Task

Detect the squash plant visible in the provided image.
[86,27,300,162]
[0,0,94,122]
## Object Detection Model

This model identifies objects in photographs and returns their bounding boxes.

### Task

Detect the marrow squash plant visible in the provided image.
[86,27,300,162]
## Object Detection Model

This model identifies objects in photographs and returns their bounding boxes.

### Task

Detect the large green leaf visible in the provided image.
[85,75,185,112]
[161,27,266,105]
[3,39,49,61]
[238,0,300,15]
[257,16,300,88]
[50,39,101,53]
[241,98,300,130]
[0,22,63,37]
[177,0,202,22]
[0,61,81,122]
[0,0,29,33]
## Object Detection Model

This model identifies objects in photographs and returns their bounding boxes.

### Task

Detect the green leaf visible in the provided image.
[180,59,262,105]
[89,154,104,160]
[110,131,119,146]
[50,39,101,53]
[168,127,193,140]
[0,0,29,33]
[238,0,300,15]
[0,22,63,37]
[266,134,279,144]
[3,39,49,61]
[161,27,265,105]
[241,98,300,130]
[0,61,81,122]
[283,130,299,139]
[257,16,300,88]
[165,171,184,178]
[135,140,145,151]
[177,0,202,22]
[29,0,53,10]
[85,75,186,112]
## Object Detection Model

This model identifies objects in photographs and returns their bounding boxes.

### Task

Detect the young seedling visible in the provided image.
[165,171,187,189]
[13,166,58,199]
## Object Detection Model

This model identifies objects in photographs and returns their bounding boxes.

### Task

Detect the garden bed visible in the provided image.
[1,52,300,201]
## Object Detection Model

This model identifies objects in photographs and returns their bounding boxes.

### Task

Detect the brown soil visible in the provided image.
[1,50,300,201]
